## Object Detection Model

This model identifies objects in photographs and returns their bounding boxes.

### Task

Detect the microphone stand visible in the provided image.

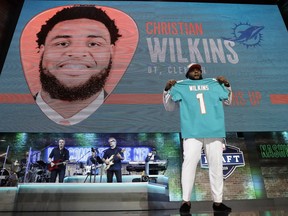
[76,151,90,163]
[24,147,32,183]
[1,145,9,170]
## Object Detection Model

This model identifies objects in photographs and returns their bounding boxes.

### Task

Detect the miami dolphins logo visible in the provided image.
[223,22,264,48]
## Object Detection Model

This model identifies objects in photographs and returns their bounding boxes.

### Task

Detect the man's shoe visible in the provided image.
[179,202,191,213]
[213,203,232,212]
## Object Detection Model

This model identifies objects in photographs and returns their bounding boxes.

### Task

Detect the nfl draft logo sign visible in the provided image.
[200,145,245,179]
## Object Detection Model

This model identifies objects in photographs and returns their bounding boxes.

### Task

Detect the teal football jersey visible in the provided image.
[170,78,229,138]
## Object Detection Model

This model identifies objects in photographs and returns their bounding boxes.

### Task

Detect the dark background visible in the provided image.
[0,0,287,74]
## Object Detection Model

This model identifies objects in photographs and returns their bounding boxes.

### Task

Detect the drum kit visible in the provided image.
[0,157,19,186]
[0,157,50,186]
[18,160,50,183]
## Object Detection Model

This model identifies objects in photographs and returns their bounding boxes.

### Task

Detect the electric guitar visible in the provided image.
[104,149,125,171]
[48,159,68,171]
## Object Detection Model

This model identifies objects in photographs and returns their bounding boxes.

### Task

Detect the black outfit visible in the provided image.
[49,147,69,183]
[103,147,123,183]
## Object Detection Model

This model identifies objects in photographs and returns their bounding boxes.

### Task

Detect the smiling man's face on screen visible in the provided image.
[20,5,138,126]
[39,19,113,102]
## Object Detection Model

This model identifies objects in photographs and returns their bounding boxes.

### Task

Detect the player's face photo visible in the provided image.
[20,5,139,125]
[39,19,114,101]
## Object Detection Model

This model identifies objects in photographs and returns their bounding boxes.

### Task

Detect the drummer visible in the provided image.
[11,160,21,173]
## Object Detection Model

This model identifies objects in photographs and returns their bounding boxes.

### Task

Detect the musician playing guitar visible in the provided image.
[48,139,70,183]
[102,137,124,183]
[86,148,103,175]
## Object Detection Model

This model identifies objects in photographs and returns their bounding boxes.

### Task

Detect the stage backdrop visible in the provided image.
[0,0,287,132]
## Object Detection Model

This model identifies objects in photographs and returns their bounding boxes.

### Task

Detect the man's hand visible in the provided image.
[164,80,177,91]
[105,159,110,165]
[216,76,230,87]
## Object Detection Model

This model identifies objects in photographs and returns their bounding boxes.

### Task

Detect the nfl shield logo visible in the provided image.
[200,145,245,179]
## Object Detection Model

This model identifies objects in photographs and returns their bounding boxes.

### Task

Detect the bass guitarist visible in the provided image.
[48,139,70,183]
[102,137,124,183]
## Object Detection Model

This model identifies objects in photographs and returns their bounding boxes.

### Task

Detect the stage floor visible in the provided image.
[0,174,287,215]
[0,198,287,216]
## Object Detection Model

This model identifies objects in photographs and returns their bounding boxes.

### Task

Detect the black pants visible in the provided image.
[106,169,122,183]
[50,168,66,183]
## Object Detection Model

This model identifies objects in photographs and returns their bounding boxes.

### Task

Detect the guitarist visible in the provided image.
[86,148,103,175]
[102,137,124,183]
[48,139,70,183]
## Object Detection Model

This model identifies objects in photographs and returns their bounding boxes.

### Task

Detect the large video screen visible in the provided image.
[0,1,287,133]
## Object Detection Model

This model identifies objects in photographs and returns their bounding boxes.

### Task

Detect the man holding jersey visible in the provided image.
[163,63,232,214]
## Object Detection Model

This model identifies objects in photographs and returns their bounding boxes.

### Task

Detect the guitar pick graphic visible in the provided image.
[20,5,138,126]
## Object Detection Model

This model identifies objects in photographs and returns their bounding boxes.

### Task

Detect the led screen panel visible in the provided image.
[0,1,287,132]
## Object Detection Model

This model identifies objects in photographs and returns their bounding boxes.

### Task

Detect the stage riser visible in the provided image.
[0,182,169,212]
[0,188,17,211]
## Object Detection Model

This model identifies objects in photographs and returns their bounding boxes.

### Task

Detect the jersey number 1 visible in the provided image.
[196,93,206,114]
